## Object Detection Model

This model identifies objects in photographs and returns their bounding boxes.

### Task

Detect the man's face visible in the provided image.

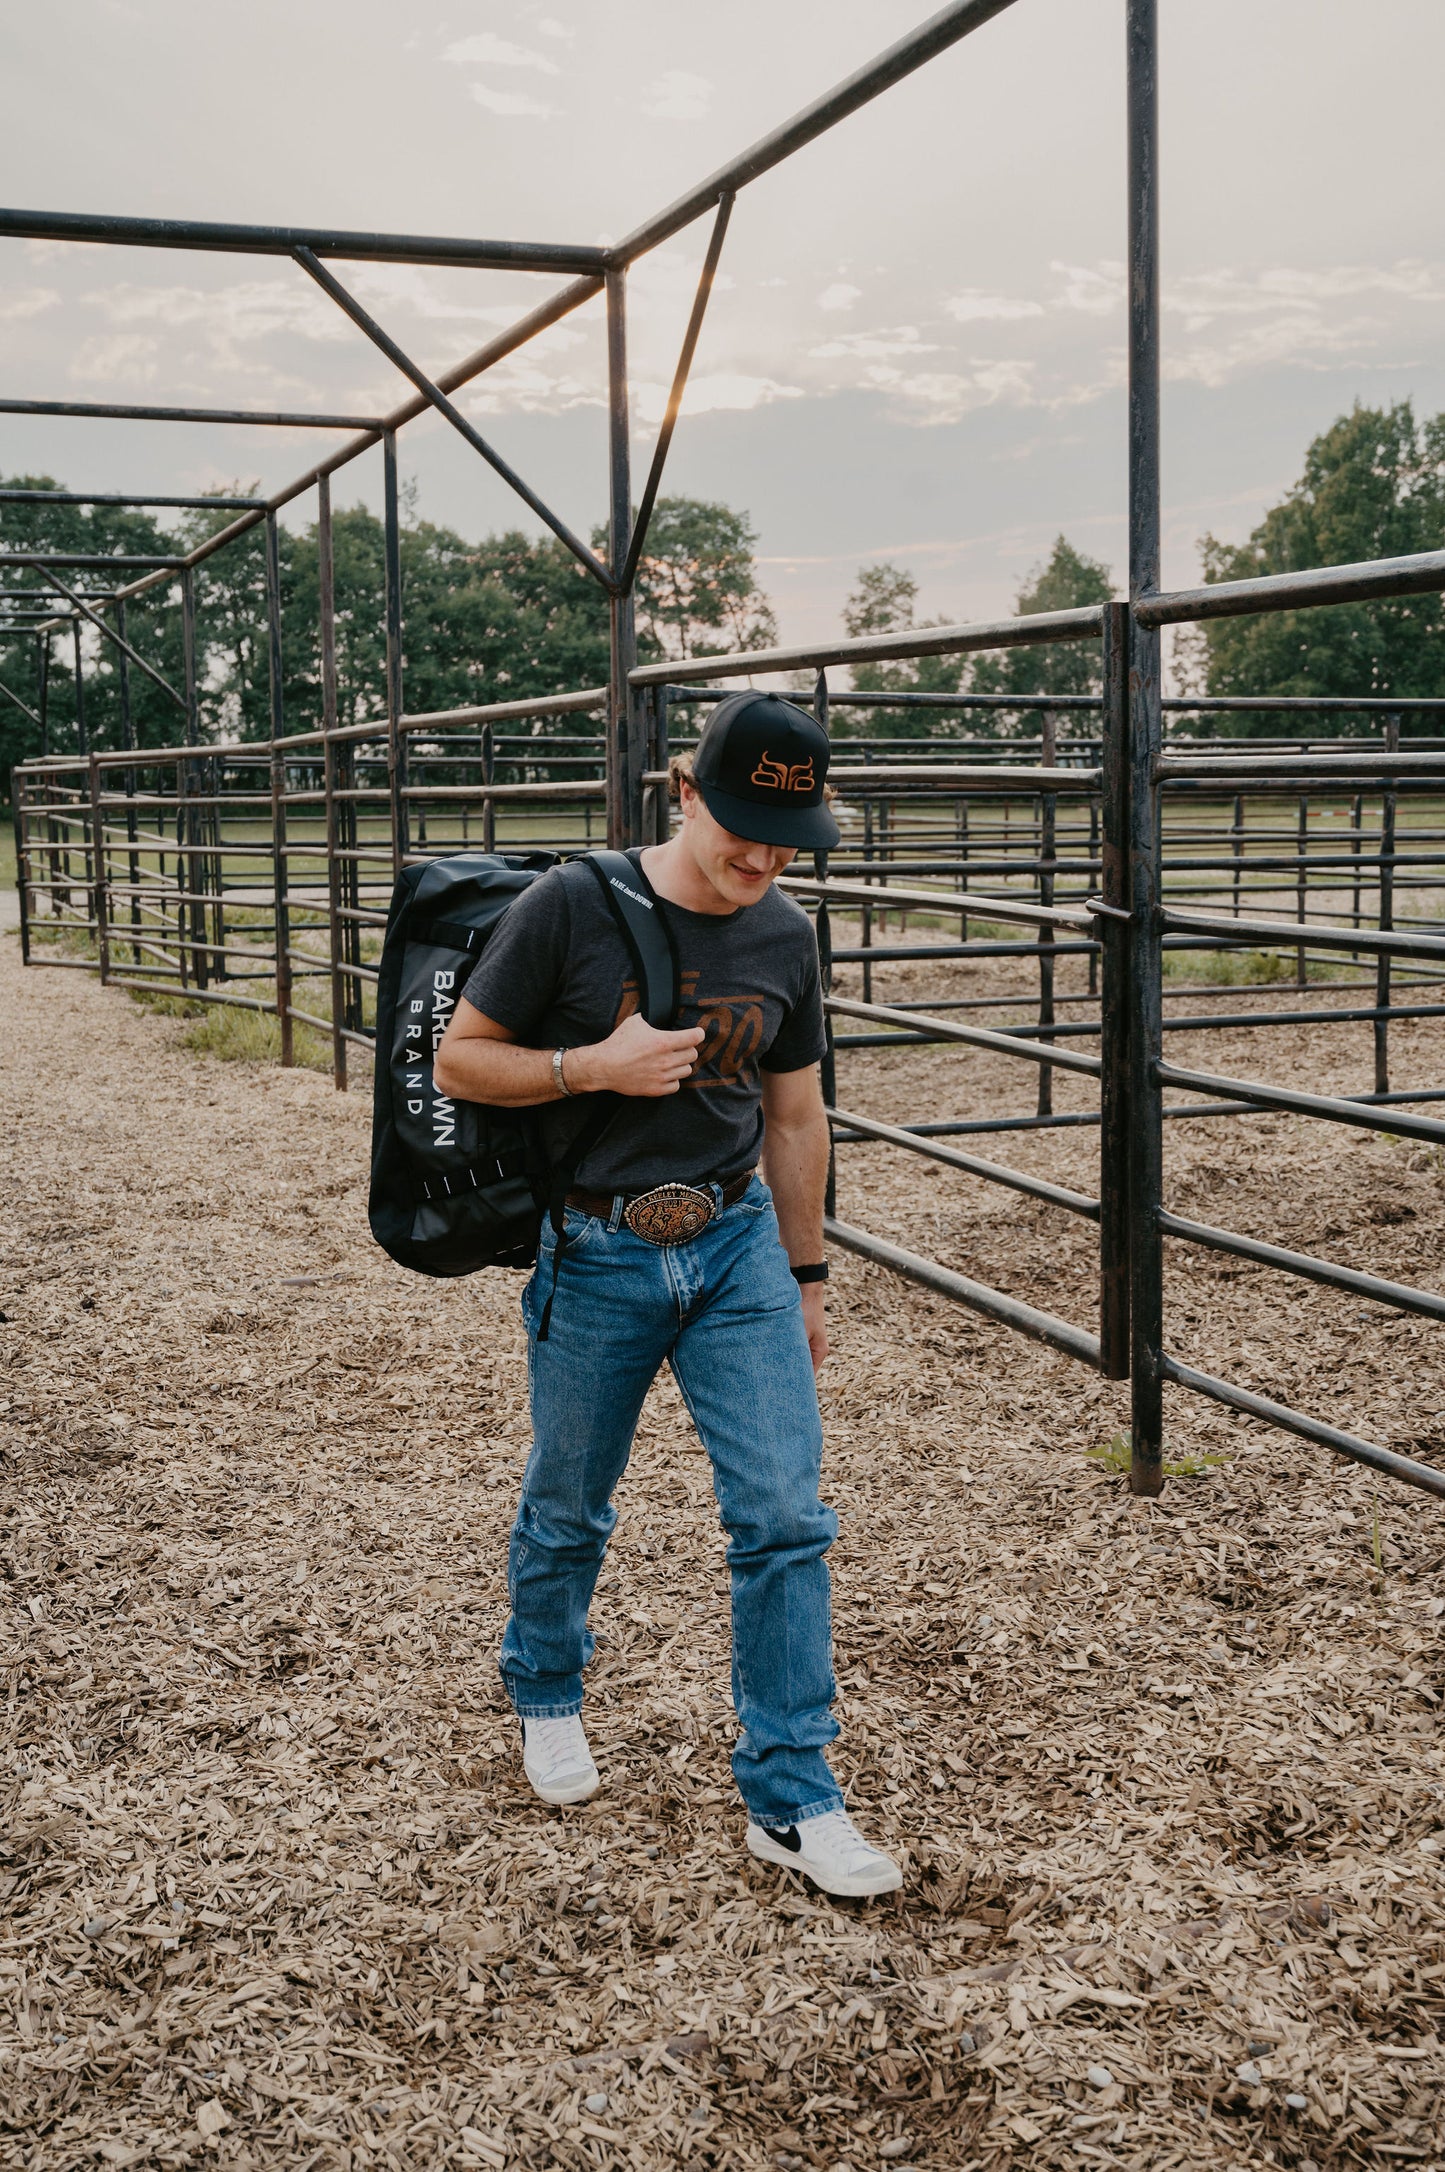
[679,780,796,906]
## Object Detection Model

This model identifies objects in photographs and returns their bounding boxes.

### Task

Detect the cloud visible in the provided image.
[635,372,802,424]
[68,333,160,386]
[349,265,531,327]
[860,358,1037,425]
[0,287,59,321]
[1151,260,1445,384]
[1053,261,1125,315]
[1164,313,1382,388]
[945,290,1044,323]
[810,326,938,362]
[1164,260,1445,332]
[641,70,711,120]
[465,362,600,414]
[817,282,861,313]
[84,278,350,345]
[443,33,558,73]
[469,82,557,119]
[537,17,573,36]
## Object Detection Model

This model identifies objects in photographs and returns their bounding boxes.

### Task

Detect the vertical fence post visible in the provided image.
[70,616,90,935]
[265,510,293,1067]
[383,429,407,876]
[1232,792,1244,920]
[1126,0,1164,1497]
[1099,602,1131,1381]
[318,472,346,1091]
[174,751,190,992]
[812,669,837,1218]
[653,688,671,844]
[481,722,496,853]
[72,617,88,756]
[13,781,31,965]
[87,751,109,985]
[1086,794,1099,997]
[1375,713,1399,1094]
[1035,710,1057,1115]
[606,266,642,850]
[185,747,208,994]
[116,599,142,966]
[1295,794,1308,986]
[181,568,199,746]
[36,630,50,758]
[861,749,876,1002]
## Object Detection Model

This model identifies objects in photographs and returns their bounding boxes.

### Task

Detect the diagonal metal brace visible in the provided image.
[292,245,617,594]
[621,192,734,595]
[33,563,186,708]
[0,676,41,726]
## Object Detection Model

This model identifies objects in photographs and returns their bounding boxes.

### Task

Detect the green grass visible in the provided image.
[1086,1430,1226,1481]
[123,981,335,1072]
[1162,944,1355,987]
[181,1005,333,1072]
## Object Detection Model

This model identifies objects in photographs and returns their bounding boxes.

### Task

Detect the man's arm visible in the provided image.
[760,1062,830,1372]
[433,997,704,1106]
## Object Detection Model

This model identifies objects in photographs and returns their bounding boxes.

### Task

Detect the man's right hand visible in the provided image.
[568,1013,706,1098]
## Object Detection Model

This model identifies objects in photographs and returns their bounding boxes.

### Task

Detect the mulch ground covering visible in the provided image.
[3,929,1444,2172]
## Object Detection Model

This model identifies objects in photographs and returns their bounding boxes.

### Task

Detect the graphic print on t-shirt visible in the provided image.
[615,969,766,1089]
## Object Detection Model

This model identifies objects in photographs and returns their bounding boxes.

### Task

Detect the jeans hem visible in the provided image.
[746,1789,845,1827]
[508,1697,585,1720]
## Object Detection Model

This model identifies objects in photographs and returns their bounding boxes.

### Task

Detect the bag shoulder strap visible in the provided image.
[535,852,679,1345]
[582,850,679,1028]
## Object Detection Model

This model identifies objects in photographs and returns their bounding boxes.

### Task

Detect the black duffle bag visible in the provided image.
[368,848,676,1281]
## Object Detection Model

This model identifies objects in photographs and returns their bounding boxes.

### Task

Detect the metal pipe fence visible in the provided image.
[7,0,1445,1509]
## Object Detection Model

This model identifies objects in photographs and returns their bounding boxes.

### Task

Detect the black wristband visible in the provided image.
[791,1262,829,1285]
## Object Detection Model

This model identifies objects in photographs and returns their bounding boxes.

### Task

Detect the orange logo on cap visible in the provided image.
[751,750,816,792]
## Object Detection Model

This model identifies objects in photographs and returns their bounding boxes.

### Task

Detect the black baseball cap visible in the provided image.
[689,691,840,850]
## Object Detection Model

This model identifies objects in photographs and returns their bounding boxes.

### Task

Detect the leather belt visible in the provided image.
[566,1168,755,1246]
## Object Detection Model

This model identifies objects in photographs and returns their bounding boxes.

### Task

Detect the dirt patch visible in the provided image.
[2,934,1443,2171]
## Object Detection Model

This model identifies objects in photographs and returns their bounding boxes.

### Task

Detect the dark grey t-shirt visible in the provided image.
[459,852,825,1191]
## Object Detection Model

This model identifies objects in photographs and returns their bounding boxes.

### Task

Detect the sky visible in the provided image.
[2,0,1444,651]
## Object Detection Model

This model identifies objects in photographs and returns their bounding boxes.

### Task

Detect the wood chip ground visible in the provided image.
[3,931,1444,2171]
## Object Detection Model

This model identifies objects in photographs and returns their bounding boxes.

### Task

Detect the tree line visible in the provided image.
[0,493,777,791]
[843,400,1445,731]
[3,397,1440,794]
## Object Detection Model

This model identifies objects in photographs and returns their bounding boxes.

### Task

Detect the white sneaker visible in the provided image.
[746,1808,903,1897]
[520,1714,599,1805]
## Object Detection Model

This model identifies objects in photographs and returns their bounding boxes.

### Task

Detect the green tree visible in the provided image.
[622,497,777,662]
[1197,400,1445,729]
[839,561,965,738]
[969,535,1114,713]
[0,477,191,789]
[1,481,774,793]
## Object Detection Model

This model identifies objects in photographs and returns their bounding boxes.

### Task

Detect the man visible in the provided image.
[433,690,901,1899]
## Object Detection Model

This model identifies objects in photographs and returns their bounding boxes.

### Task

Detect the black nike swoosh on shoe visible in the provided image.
[761,1825,802,1853]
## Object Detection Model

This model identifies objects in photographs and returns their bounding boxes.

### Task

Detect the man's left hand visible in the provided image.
[801,1284,828,1373]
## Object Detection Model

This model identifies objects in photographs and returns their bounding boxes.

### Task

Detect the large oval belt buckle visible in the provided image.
[624,1183,715,1247]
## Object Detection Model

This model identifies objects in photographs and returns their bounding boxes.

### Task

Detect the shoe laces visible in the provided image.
[526,1714,590,1769]
[810,1809,887,1865]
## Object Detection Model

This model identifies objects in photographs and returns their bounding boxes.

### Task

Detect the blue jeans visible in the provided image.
[500,1176,844,1827]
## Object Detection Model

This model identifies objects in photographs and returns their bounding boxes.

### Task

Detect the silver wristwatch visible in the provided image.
[552,1046,574,1097]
